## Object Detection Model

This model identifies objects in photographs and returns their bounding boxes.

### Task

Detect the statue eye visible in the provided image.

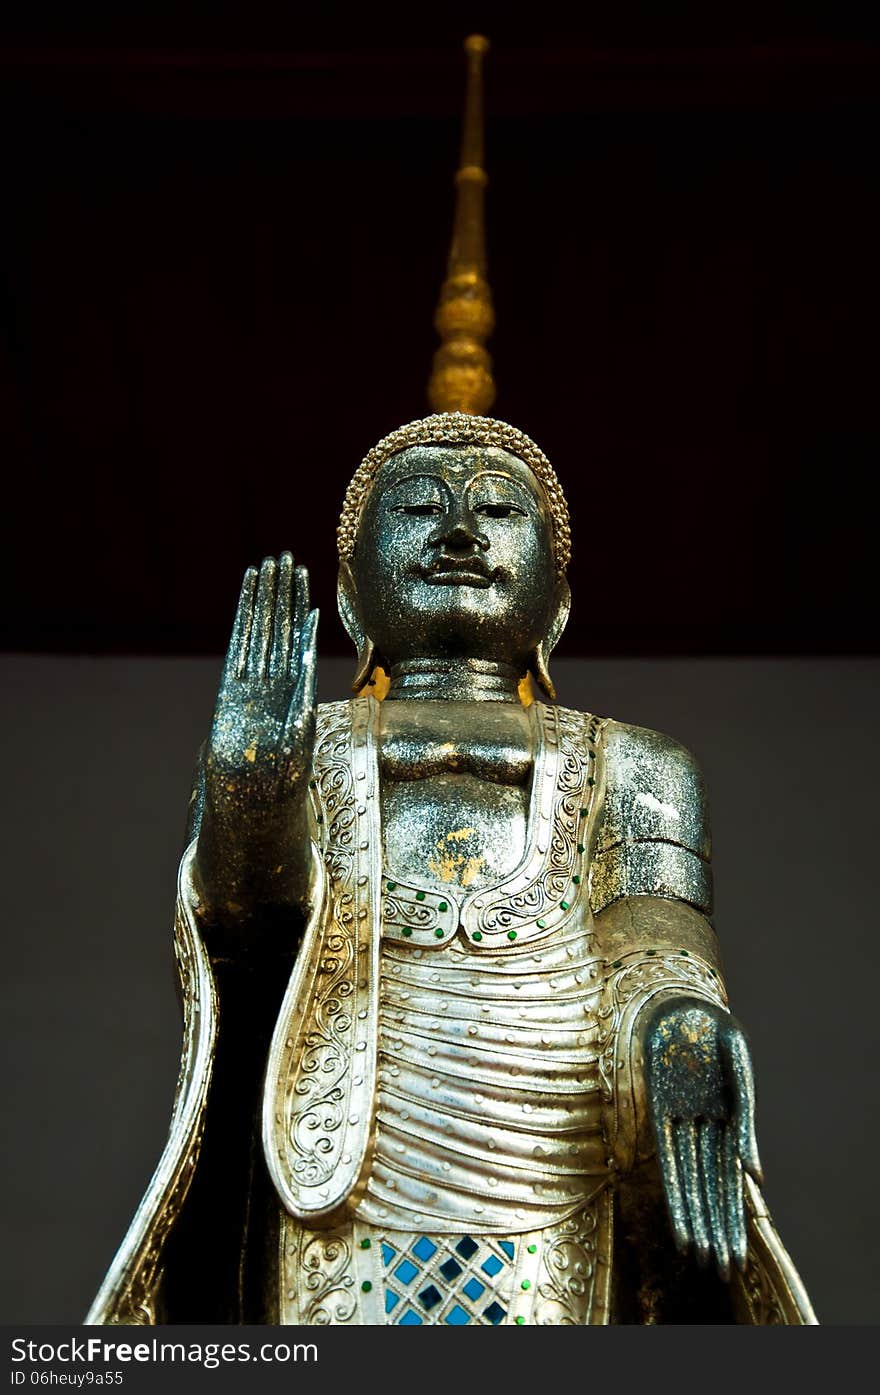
[395,503,444,517]
[474,503,525,519]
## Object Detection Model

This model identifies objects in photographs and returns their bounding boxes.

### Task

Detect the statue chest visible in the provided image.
[379,701,533,890]
[266,697,605,1227]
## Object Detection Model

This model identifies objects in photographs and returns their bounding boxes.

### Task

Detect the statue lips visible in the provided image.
[417,555,501,588]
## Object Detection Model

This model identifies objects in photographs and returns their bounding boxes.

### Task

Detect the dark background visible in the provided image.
[2,1,879,655]
[1,2,878,1327]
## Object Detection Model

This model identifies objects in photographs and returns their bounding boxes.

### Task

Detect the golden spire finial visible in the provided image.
[427,34,496,415]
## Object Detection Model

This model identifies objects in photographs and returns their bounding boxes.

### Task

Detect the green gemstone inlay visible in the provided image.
[560,900,569,911]
[680,949,689,957]
[508,930,518,941]
[527,1244,537,1254]
[473,931,483,942]
[515,1316,526,1325]
[361,1281,372,1293]
[360,1238,371,1249]
[580,807,588,817]
[572,875,581,885]
[577,843,585,854]
[402,927,412,938]
[438,901,448,912]
[537,919,546,929]
[587,776,595,786]
[415,891,426,902]
[386,881,396,891]
[435,928,444,938]
[647,949,656,957]
[521,1280,531,1291]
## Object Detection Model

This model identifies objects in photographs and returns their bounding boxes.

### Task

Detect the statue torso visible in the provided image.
[379,699,533,890]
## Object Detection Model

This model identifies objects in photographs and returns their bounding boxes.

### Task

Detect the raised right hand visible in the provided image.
[196,553,318,922]
[206,553,318,812]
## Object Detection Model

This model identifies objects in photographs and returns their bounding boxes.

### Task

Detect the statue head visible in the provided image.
[337,414,571,698]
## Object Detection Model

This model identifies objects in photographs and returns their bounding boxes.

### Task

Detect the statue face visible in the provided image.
[351,444,558,669]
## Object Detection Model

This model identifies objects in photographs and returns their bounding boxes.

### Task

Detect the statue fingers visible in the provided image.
[674,1120,711,1265]
[656,1116,691,1255]
[292,563,311,644]
[245,556,277,681]
[721,1126,748,1271]
[222,564,258,684]
[720,1023,763,1184]
[286,608,319,738]
[699,1120,730,1281]
[270,553,294,679]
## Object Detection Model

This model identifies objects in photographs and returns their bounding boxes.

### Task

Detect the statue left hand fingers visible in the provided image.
[656,1115,691,1254]
[721,1126,748,1271]
[720,1021,763,1183]
[699,1120,730,1279]
[674,1120,711,1265]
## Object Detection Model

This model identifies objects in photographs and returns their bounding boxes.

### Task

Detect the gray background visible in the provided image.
[2,654,877,1323]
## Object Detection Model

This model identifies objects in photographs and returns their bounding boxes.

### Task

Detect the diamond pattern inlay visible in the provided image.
[377,1232,518,1326]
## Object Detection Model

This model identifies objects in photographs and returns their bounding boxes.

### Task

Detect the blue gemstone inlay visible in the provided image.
[399,1310,423,1326]
[499,1241,515,1260]
[418,1284,442,1312]
[462,1277,485,1302]
[446,1304,470,1326]
[385,1290,400,1314]
[439,1258,463,1282]
[394,1259,418,1285]
[456,1236,479,1260]
[412,1237,437,1262]
[381,1242,397,1266]
[481,1254,503,1278]
[484,1301,506,1325]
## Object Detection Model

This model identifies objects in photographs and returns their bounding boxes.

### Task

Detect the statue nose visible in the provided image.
[431,512,489,551]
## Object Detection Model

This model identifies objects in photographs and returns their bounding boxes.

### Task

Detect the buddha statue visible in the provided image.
[87,39,816,1327]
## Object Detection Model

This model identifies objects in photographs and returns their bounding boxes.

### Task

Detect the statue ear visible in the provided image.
[337,561,378,692]
[528,579,571,702]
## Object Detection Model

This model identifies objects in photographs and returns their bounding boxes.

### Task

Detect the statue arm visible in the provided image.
[192,553,319,939]
[592,721,761,1279]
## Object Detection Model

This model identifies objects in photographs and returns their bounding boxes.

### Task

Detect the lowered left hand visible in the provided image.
[642,996,763,1279]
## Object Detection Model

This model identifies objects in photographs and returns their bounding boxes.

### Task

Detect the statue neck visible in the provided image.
[385,657,523,703]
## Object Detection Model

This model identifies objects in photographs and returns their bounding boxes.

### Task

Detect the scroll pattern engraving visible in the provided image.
[383,893,442,931]
[471,707,604,939]
[270,698,380,1208]
[282,702,362,1189]
[532,1189,611,1325]
[740,1255,787,1325]
[297,1227,359,1325]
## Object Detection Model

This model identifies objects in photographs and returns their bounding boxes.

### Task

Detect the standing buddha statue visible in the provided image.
[88,37,816,1327]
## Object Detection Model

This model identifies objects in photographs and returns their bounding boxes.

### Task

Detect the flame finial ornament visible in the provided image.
[427,35,496,415]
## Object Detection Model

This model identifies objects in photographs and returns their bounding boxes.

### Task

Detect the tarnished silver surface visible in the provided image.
[590,721,713,917]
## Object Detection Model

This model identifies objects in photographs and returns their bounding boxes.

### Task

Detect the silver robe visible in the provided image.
[87,697,815,1326]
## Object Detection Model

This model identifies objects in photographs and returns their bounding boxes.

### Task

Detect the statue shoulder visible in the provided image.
[600,719,709,850]
[590,718,713,915]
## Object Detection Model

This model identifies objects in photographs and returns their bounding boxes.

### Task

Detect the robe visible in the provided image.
[87,697,816,1325]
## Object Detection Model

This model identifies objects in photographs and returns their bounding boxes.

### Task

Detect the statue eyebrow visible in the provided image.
[467,471,536,501]
[386,473,450,491]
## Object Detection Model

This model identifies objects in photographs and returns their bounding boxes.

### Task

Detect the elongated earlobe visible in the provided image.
[528,579,571,701]
[338,561,378,692]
